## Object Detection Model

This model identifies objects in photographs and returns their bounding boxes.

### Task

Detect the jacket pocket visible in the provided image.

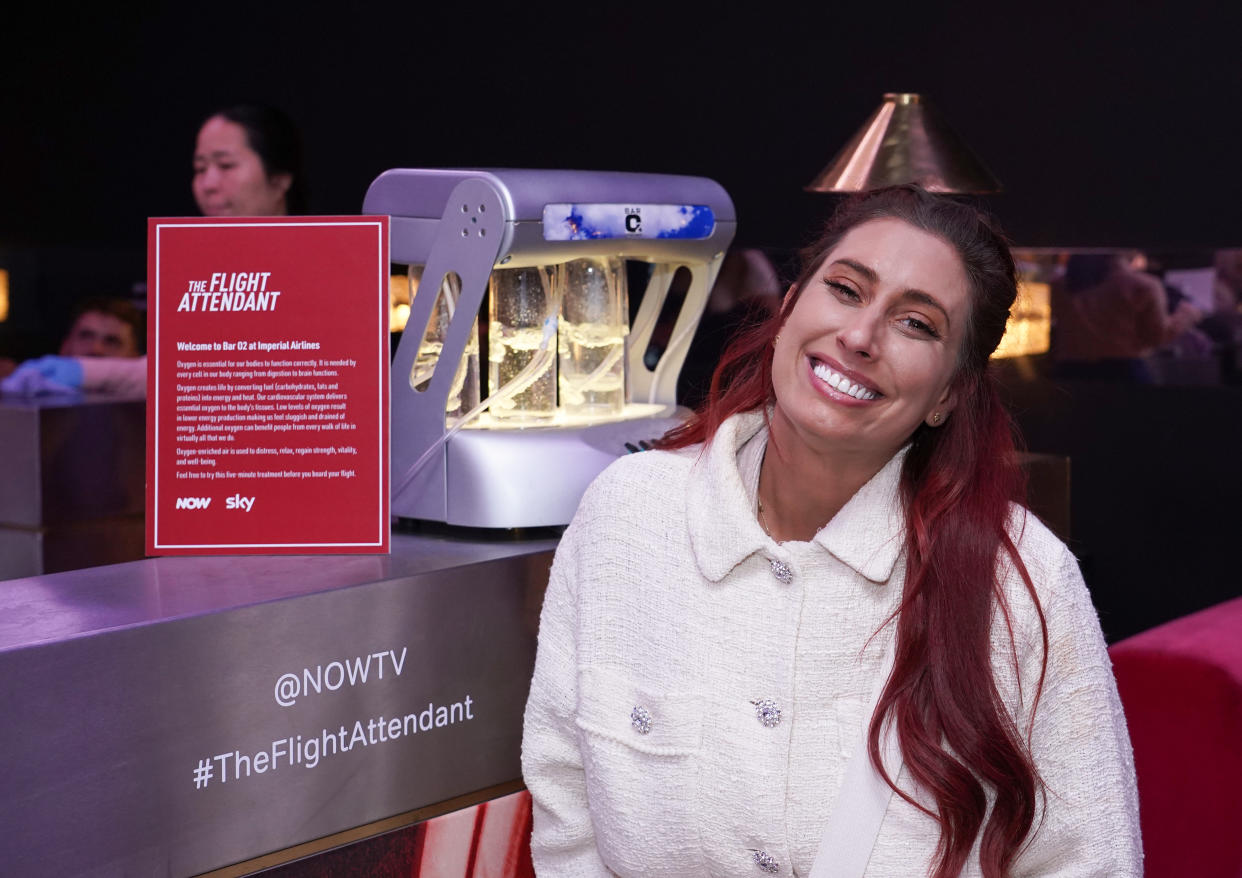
[575,666,705,876]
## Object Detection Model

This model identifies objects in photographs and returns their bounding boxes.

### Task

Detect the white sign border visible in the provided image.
[152,219,389,551]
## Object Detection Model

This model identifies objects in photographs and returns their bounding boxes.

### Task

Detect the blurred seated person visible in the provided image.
[1051,251,1201,383]
[1198,261,1242,382]
[60,297,143,358]
[2,297,146,396]
[1156,282,1214,360]
[193,103,306,216]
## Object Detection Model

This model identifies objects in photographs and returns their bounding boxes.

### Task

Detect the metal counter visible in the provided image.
[0,532,557,877]
[0,392,146,580]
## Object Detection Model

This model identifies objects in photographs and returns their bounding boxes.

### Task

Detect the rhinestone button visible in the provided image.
[751,849,780,873]
[750,698,782,728]
[630,705,652,735]
[768,558,792,584]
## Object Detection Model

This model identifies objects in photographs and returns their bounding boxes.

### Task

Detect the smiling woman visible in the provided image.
[766,218,971,531]
[522,186,1141,877]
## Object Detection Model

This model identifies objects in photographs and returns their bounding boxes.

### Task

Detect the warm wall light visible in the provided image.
[993,281,1051,358]
[0,269,8,322]
[390,272,414,333]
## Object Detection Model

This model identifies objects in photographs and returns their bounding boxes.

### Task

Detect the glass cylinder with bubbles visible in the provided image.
[488,265,559,423]
[558,257,628,417]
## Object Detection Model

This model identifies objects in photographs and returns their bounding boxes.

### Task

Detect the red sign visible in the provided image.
[147,217,390,554]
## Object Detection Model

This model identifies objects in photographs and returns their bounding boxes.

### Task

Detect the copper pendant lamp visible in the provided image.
[805,93,1002,194]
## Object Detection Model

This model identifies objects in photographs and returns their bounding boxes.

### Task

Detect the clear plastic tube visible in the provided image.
[394,291,562,500]
[572,341,624,396]
[624,263,695,405]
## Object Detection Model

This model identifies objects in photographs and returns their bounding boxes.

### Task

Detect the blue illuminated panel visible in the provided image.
[542,203,715,241]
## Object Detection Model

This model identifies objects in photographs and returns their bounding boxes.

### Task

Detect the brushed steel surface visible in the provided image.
[0,533,556,877]
[0,532,556,651]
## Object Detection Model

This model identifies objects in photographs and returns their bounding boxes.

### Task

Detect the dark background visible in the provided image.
[6,4,1242,348]
[5,4,1241,253]
[2,4,1239,639]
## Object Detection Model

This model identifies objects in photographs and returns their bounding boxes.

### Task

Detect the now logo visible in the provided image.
[175,496,212,510]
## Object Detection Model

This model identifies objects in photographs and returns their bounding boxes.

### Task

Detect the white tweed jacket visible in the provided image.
[521,410,1141,877]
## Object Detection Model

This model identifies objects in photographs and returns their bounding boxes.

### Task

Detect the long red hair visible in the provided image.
[659,187,1048,878]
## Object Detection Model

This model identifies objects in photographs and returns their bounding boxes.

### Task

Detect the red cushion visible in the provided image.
[1109,597,1242,878]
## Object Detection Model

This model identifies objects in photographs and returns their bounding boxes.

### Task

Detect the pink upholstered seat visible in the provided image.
[1109,597,1242,878]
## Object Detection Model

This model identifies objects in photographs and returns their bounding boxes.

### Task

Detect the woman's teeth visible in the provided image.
[812,362,878,400]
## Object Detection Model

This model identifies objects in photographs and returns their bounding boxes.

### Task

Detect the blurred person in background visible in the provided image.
[3,297,146,396]
[1051,251,1201,383]
[2,105,305,396]
[192,103,306,217]
[59,297,143,358]
[1198,255,1242,382]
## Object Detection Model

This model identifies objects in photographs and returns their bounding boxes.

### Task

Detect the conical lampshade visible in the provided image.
[805,93,1002,194]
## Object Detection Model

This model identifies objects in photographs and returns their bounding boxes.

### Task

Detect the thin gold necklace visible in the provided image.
[757,495,774,539]
[757,449,778,540]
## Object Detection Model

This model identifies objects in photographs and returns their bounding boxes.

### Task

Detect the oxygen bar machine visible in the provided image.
[363,168,736,528]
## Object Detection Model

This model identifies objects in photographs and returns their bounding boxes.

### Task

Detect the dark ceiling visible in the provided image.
[5,5,1240,256]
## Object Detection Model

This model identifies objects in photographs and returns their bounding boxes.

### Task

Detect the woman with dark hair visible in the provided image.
[2,105,307,396]
[522,186,1140,877]
[192,104,306,216]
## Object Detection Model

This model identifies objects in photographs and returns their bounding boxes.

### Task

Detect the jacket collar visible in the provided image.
[686,410,906,585]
